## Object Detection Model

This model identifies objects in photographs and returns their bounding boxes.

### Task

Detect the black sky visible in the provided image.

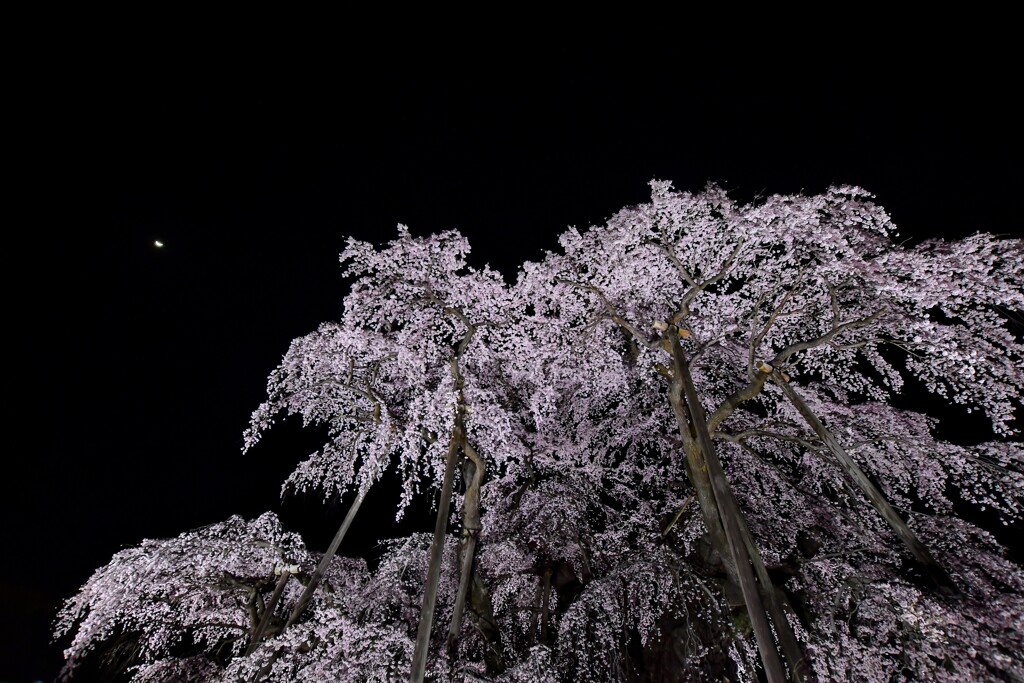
[6,38,1021,681]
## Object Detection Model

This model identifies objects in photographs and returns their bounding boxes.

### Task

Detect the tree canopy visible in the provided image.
[57,182,1023,682]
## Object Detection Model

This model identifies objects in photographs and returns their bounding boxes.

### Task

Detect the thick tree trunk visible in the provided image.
[447,438,484,658]
[667,375,734,577]
[410,423,464,683]
[284,487,368,631]
[451,438,506,673]
[469,559,506,673]
[736,509,814,682]
[774,375,958,596]
[446,525,478,661]
[669,331,788,683]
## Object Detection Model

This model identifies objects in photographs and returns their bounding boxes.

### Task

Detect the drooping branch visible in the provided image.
[529,576,542,647]
[706,369,774,436]
[660,494,694,539]
[716,428,823,453]
[657,239,699,289]
[443,303,478,359]
[539,565,553,645]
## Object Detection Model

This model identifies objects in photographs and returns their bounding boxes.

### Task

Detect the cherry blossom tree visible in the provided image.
[53,513,415,682]
[245,227,525,679]
[515,181,1022,681]
[57,183,1023,682]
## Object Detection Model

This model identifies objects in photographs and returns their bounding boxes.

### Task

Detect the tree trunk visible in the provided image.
[410,423,464,683]
[469,558,507,674]
[773,374,958,596]
[447,438,484,658]
[284,486,368,631]
[669,331,788,683]
[450,438,506,674]
[667,371,734,577]
[736,508,814,682]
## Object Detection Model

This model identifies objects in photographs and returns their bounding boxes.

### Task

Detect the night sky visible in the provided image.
[6,38,1020,681]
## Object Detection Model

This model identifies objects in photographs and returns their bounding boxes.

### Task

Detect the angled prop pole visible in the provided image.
[410,420,464,682]
[772,371,958,596]
[285,485,370,631]
[245,568,291,656]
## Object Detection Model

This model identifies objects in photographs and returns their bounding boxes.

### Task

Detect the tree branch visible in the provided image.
[555,278,658,349]
[670,239,746,323]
